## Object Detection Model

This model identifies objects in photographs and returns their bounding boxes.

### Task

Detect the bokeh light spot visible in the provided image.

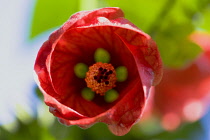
[183,100,204,122]
[161,113,181,131]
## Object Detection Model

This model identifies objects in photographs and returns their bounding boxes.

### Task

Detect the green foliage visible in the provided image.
[151,121,205,140]
[0,119,55,140]
[30,0,101,38]
[105,0,169,32]
[30,0,79,38]
[0,117,205,140]
[155,22,202,67]
[35,86,44,100]
[199,5,210,31]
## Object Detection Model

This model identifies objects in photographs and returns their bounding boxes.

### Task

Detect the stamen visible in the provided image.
[109,70,113,74]
[105,72,110,75]
[85,62,117,95]
[105,81,109,85]
[100,76,103,79]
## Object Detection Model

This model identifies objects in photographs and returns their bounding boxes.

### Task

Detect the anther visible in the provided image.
[94,76,98,80]
[85,62,117,95]
[105,81,109,85]
[100,76,103,79]
[109,70,113,74]
[105,72,110,75]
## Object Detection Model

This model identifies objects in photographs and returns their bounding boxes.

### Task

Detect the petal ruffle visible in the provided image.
[62,7,124,30]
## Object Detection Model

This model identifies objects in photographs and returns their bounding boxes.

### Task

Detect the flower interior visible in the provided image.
[75,48,128,101]
[50,26,140,117]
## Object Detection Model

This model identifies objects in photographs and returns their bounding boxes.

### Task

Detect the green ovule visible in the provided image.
[94,48,110,63]
[116,66,128,82]
[81,88,95,101]
[104,89,119,103]
[74,63,88,78]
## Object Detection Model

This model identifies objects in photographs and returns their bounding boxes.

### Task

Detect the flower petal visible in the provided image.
[62,7,124,30]
[106,79,145,136]
[56,78,145,136]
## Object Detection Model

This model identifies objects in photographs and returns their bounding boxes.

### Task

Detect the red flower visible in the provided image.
[34,7,162,136]
[152,32,210,130]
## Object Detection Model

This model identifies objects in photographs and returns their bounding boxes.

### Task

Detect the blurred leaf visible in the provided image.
[0,116,206,140]
[152,0,208,67]
[15,104,33,124]
[104,0,169,32]
[79,0,98,10]
[50,121,84,140]
[199,5,210,32]
[0,119,55,140]
[153,121,205,140]
[30,0,103,39]
[155,23,202,67]
[1,121,19,134]
[35,86,44,100]
[30,0,80,38]
[104,0,209,33]
[37,103,55,128]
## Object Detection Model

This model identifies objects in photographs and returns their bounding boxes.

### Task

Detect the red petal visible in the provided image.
[56,78,145,136]
[106,79,145,135]
[62,7,124,30]
[34,36,59,99]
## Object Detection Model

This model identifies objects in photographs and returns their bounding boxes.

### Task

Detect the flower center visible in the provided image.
[85,62,117,95]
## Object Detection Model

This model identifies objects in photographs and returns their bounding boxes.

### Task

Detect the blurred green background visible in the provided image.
[0,0,210,140]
